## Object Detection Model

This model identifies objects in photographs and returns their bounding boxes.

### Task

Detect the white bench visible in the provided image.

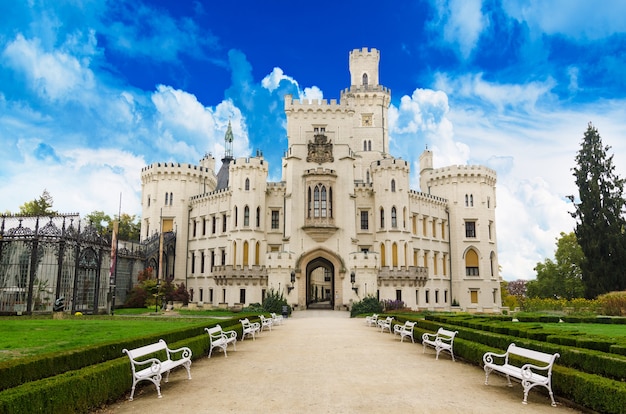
[483,343,560,407]
[365,314,379,327]
[205,324,237,358]
[271,312,284,325]
[240,318,261,340]
[378,316,394,333]
[122,339,192,401]
[393,321,416,343]
[422,327,458,361]
[259,315,273,332]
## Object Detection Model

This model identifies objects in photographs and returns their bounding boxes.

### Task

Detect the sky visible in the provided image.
[1,0,626,282]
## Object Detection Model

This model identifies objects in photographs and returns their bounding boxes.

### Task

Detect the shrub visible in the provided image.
[597,291,626,316]
[262,288,290,315]
[381,299,406,311]
[350,295,383,317]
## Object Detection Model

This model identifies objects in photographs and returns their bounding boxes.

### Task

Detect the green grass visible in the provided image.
[539,322,626,337]
[0,315,211,361]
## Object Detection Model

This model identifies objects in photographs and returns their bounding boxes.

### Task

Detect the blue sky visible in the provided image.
[2,0,626,281]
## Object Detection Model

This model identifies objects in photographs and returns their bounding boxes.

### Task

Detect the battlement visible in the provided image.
[371,158,410,171]
[427,164,497,186]
[141,162,214,174]
[349,47,380,60]
[231,156,268,171]
[284,94,344,111]
[408,190,448,205]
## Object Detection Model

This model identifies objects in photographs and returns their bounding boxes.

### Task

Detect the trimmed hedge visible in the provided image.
[0,323,237,414]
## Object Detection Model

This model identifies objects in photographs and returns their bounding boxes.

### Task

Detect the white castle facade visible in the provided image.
[140,48,501,312]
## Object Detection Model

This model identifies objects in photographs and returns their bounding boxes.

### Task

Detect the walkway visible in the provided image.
[96,311,583,414]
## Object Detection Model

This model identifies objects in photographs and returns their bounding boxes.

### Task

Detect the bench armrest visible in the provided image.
[482,351,507,365]
[422,332,437,341]
[130,357,163,373]
[520,362,550,378]
[223,330,237,339]
[167,345,192,360]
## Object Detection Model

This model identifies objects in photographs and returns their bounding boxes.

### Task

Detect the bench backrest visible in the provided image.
[206,325,223,337]
[437,328,457,339]
[123,339,167,361]
[507,343,559,365]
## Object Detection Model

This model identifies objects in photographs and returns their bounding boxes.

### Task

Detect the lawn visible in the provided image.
[0,315,212,361]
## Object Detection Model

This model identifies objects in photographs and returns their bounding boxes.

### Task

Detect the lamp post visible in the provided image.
[351,271,358,294]
[288,270,296,294]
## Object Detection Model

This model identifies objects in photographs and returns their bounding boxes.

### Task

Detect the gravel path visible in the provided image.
[95,310,583,414]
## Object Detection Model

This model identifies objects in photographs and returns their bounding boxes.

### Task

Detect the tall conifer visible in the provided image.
[571,123,626,298]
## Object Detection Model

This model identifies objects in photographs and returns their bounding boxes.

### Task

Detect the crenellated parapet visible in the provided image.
[408,190,448,206]
[284,94,346,114]
[230,156,269,172]
[370,158,410,173]
[426,164,497,187]
[141,161,216,185]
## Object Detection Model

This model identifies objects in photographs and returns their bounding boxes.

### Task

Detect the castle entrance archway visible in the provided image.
[306,257,334,309]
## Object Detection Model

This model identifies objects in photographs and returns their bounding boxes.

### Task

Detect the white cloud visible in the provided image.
[502,0,626,40]
[430,0,488,59]
[2,34,96,102]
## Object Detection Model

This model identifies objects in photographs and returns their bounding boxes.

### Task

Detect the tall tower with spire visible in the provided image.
[216,120,234,191]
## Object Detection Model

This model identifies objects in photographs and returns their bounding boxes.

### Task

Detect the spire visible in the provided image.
[224,120,234,159]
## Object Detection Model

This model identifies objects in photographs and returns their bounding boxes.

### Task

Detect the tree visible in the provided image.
[85,210,141,241]
[528,232,585,299]
[19,189,57,216]
[570,123,626,298]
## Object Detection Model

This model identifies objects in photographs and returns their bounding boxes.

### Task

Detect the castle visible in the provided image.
[140,48,501,312]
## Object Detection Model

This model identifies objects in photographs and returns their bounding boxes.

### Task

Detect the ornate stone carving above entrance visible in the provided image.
[307,133,334,164]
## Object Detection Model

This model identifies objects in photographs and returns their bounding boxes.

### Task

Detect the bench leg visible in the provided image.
[484,367,492,385]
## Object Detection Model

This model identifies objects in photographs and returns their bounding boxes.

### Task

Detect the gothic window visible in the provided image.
[465,194,468,207]
[201,252,205,273]
[165,192,168,205]
[321,186,327,218]
[363,141,367,151]
[380,207,385,228]
[391,207,397,228]
[307,187,312,218]
[245,178,250,191]
[470,194,474,207]
[314,186,320,218]
[366,170,370,183]
[368,140,371,151]
[271,210,279,229]
[222,214,227,232]
[212,216,216,234]
[170,192,173,205]
[244,206,250,227]
[256,206,261,227]
[465,249,479,276]
[391,179,396,192]
[362,73,368,87]
[234,206,238,227]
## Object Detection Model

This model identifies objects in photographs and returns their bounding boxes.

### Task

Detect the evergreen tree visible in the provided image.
[570,123,626,298]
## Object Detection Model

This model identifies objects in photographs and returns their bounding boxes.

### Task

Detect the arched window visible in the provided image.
[232,241,237,266]
[314,186,320,218]
[165,192,169,205]
[392,242,398,267]
[234,206,238,227]
[391,179,396,192]
[169,192,173,205]
[363,141,367,151]
[243,241,249,266]
[256,207,261,227]
[255,242,261,265]
[329,187,333,218]
[391,207,397,228]
[465,194,468,207]
[465,249,479,276]
[380,242,386,267]
[470,194,474,207]
[321,186,327,218]
[380,207,385,228]
[245,178,250,191]
[244,206,250,227]
[368,140,372,151]
[362,73,368,87]
[366,170,370,183]
[490,251,496,277]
